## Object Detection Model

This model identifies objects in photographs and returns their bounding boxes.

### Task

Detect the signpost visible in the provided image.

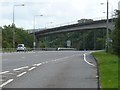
[67,40,71,48]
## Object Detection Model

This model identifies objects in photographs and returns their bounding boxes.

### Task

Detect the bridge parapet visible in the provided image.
[29,18,115,37]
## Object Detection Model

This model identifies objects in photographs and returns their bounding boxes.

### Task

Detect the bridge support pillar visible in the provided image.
[36,37,39,48]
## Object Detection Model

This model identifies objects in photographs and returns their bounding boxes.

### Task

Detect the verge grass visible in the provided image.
[92,51,118,88]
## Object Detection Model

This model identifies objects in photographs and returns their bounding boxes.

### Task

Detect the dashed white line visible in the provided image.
[33,64,37,66]
[84,54,95,67]
[0,71,10,75]
[13,66,29,71]
[36,63,42,66]
[28,67,36,71]
[17,72,27,77]
[0,79,14,88]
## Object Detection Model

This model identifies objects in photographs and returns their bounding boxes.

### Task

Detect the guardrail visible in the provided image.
[57,48,77,51]
[32,48,57,51]
[2,48,77,53]
[2,48,16,53]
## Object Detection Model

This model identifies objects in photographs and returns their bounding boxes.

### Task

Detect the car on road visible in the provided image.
[17,44,26,52]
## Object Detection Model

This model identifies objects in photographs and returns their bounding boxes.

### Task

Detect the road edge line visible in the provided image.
[84,53,95,67]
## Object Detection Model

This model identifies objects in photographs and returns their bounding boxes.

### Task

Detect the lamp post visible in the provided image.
[13,4,25,48]
[101,0,109,53]
[33,15,43,50]
[106,0,109,53]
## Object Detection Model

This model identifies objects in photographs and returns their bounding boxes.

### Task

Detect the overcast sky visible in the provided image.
[0,0,120,29]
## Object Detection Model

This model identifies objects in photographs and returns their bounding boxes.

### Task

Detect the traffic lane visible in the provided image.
[2,51,85,71]
[4,54,98,88]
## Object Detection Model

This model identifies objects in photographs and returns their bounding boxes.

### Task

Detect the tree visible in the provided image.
[78,19,93,23]
[2,25,33,48]
[112,10,120,56]
[0,27,2,48]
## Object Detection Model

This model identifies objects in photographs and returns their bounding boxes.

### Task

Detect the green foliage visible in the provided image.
[92,51,118,88]
[78,18,93,23]
[39,29,106,50]
[0,27,2,48]
[2,25,33,48]
[111,10,120,56]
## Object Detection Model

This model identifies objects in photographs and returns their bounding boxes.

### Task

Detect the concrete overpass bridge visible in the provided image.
[30,19,115,38]
[29,18,115,49]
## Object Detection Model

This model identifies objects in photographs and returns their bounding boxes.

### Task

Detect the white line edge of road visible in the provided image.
[84,53,96,67]
[17,72,27,77]
[0,79,14,88]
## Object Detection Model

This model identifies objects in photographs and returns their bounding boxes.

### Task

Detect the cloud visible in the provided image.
[0,0,120,29]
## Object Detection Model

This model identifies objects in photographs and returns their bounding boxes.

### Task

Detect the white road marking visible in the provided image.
[17,72,27,77]
[0,71,10,75]
[33,64,37,66]
[36,63,42,66]
[13,66,29,71]
[83,54,95,67]
[4,73,14,75]
[0,79,14,88]
[28,67,36,71]
[96,76,99,78]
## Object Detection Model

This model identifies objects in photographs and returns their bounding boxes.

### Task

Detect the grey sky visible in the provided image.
[0,0,120,29]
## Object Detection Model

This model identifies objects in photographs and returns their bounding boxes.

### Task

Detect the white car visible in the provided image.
[17,44,26,52]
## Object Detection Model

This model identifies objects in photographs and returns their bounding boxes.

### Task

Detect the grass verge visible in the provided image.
[92,51,118,88]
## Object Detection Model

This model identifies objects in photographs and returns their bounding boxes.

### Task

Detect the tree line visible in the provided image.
[40,29,106,50]
[1,25,33,48]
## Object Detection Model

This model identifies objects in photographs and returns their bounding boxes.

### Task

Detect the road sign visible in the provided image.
[67,40,71,47]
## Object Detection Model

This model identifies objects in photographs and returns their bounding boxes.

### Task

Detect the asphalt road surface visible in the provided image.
[1,51,98,88]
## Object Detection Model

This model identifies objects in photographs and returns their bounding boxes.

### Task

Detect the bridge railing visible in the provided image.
[28,17,114,34]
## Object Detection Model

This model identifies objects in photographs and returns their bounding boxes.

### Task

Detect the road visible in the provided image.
[1,51,98,88]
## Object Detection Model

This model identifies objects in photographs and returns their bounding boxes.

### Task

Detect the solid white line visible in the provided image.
[0,71,10,75]
[17,72,27,77]
[83,54,95,67]
[28,67,36,71]
[0,79,14,88]
[13,66,29,71]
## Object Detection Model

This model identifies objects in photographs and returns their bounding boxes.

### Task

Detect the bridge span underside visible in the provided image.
[34,19,114,38]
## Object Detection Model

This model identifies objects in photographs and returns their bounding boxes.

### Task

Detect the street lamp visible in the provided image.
[101,0,109,53]
[13,4,25,48]
[33,15,43,50]
[106,0,109,53]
